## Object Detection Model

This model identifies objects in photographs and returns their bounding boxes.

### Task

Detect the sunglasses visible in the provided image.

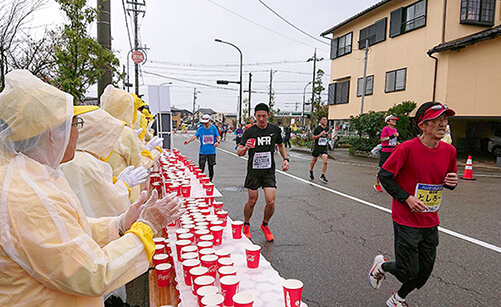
[429,104,449,111]
[72,117,84,130]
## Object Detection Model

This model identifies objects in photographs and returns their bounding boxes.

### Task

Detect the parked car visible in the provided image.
[487,128,501,157]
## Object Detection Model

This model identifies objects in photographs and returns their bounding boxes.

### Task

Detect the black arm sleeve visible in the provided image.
[444,184,456,191]
[378,169,411,202]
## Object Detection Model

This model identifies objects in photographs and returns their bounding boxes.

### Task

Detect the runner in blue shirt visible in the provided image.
[184,114,220,181]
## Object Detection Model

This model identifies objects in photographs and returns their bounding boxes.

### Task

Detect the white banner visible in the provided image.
[148,85,171,114]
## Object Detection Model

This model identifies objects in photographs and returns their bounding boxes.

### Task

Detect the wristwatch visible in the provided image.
[283,157,290,162]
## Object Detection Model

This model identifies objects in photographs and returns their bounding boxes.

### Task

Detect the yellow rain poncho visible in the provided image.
[60,107,130,218]
[0,70,152,306]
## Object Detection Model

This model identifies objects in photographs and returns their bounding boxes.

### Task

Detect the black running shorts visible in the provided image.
[244,172,276,190]
[199,154,216,166]
[312,147,328,157]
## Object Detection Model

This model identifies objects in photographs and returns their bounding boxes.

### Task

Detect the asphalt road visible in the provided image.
[172,132,501,307]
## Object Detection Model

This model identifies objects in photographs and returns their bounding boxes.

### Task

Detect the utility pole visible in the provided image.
[126,0,145,96]
[360,38,369,115]
[193,88,199,121]
[268,69,273,105]
[248,72,252,116]
[310,49,318,118]
[97,0,111,99]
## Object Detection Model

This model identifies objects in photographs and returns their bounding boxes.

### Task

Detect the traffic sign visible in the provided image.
[131,50,146,64]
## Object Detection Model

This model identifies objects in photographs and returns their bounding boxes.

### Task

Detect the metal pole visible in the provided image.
[248,72,252,117]
[269,69,273,105]
[133,1,139,96]
[97,0,112,99]
[310,48,317,121]
[360,38,369,115]
[238,50,243,125]
[302,81,311,127]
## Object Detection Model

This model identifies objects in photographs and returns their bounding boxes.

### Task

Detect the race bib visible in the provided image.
[252,152,272,169]
[414,183,443,212]
[318,137,327,146]
[202,135,214,145]
[389,137,397,146]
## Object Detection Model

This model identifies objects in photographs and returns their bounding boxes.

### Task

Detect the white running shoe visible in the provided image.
[369,254,386,289]
[387,292,409,307]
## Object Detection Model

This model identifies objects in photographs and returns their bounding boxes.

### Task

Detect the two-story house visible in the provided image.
[321,0,501,155]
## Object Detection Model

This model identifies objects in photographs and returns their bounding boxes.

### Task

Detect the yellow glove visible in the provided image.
[125,221,155,261]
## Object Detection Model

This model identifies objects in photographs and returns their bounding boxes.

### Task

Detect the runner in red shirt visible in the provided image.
[374,115,399,192]
[368,102,458,307]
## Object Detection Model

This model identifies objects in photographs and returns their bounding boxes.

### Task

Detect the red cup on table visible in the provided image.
[183,224,196,234]
[181,252,199,262]
[231,221,244,239]
[217,257,234,269]
[175,240,191,260]
[232,292,255,307]
[193,275,215,296]
[283,279,304,307]
[205,197,214,206]
[200,176,210,184]
[200,209,211,216]
[155,263,172,287]
[181,245,198,256]
[215,248,231,259]
[181,185,191,197]
[210,226,224,246]
[153,237,166,245]
[197,241,213,251]
[152,253,169,267]
[245,245,261,269]
[190,266,209,293]
[178,233,195,244]
[220,275,240,306]
[205,183,214,196]
[176,228,190,240]
[154,244,165,255]
[218,265,237,279]
[216,210,228,227]
[212,201,223,212]
[199,234,214,244]
[209,220,223,228]
[200,254,218,279]
[196,285,219,307]
[182,259,200,286]
[195,229,210,243]
[199,247,216,258]
[201,293,224,307]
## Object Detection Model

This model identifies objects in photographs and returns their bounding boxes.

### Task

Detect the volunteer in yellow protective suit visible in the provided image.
[131,93,149,142]
[0,70,181,306]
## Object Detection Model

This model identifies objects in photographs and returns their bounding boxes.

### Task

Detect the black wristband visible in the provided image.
[283,158,290,162]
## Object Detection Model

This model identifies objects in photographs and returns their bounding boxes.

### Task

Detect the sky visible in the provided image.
[32,0,380,113]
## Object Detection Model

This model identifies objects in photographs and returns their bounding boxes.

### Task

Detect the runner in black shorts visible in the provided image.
[237,103,289,242]
[309,116,331,183]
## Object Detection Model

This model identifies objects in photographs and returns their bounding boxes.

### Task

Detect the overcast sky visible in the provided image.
[33,0,380,113]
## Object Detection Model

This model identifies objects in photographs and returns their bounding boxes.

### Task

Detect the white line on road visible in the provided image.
[215,146,501,254]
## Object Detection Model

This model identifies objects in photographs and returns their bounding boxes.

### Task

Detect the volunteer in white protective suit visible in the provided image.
[0,70,181,306]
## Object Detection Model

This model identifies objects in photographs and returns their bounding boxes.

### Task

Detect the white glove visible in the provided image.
[117,191,148,234]
[135,128,143,136]
[137,190,182,234]
[146,136,163,151]
[117,166,148,188]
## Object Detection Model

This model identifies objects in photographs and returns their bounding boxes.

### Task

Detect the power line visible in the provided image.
[207,0,328,51]
[257,0,329,46]
[148,59,307,67]
[121,0,133,50]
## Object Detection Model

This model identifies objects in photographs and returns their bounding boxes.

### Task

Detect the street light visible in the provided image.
[302,81,312,127]
[215,38,243,125]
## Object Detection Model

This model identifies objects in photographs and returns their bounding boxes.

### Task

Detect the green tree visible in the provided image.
[268,92,280,123]
[53,0,120,102]
[387,100,417,141]
[310,68,326,123]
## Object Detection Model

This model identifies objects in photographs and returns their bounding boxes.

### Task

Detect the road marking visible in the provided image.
[215,146,501,254]
[288,153,310,160]
[474,174,501,178]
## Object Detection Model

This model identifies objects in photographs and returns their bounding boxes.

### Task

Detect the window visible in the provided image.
[359,18,387,49]
[390,0,427,38]
[357,76,374,97]
[385,68,406,93]
[460,0,496,26]
[330,32,352,59]
[328,80,350,105]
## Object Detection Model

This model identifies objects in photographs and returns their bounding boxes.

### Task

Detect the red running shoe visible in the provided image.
[260,223,274,242]
[374,183,383,192]
[243,225,251,239]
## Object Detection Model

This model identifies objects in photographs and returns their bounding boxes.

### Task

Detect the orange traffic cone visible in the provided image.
[460,155,476,180]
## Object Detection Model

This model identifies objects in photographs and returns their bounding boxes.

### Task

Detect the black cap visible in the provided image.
[254,103,270,113]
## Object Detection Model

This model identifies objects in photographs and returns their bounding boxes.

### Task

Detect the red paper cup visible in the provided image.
[216,210,228,227]
[182,259,200,286]
[152,253,169,267]
[201,293,224,307]
[193,275,215,296]
[181,245,198,255]
[200,177,210,184]
[220,275,240,306]
[190,266,209,293]
[183,224,196,234]
[248,138,256,148]
[176,228,190,240]
[200,234,214,243]
[154,244,165,255]
[210,226,224,246]
[200,209,211,216]
[205,197,214,206]
[218,265,237,279]
[179,233,195,244]
[181,252,199,262]
[197,241,213,251]
[200,254,218,279]
[232,292,254,307]
[215,248,231,259]
[283,279,304,307]
[196,285,219,307]
[175,240,191,260]
[209,220,223,228]
[212,201,223,212]
[195,229,211,243]
[199,248,216,258]
[245,245,261,269]
[181,185,191,197]
[153,237,166,245]
[205,183,214,196]
[231,221,243,239]
[217,257,234,269]
[155,263,172,287]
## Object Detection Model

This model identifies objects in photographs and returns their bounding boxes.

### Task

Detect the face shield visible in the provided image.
[0,70,73,169]
[77,108,124,161]
[101,85,134,127]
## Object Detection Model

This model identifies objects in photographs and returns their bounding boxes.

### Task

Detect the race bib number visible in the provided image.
[202,135,214,145]
[252,152,272,169]
[318,137,327,146]
[389,137,397,146]
[414,183,443,212]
